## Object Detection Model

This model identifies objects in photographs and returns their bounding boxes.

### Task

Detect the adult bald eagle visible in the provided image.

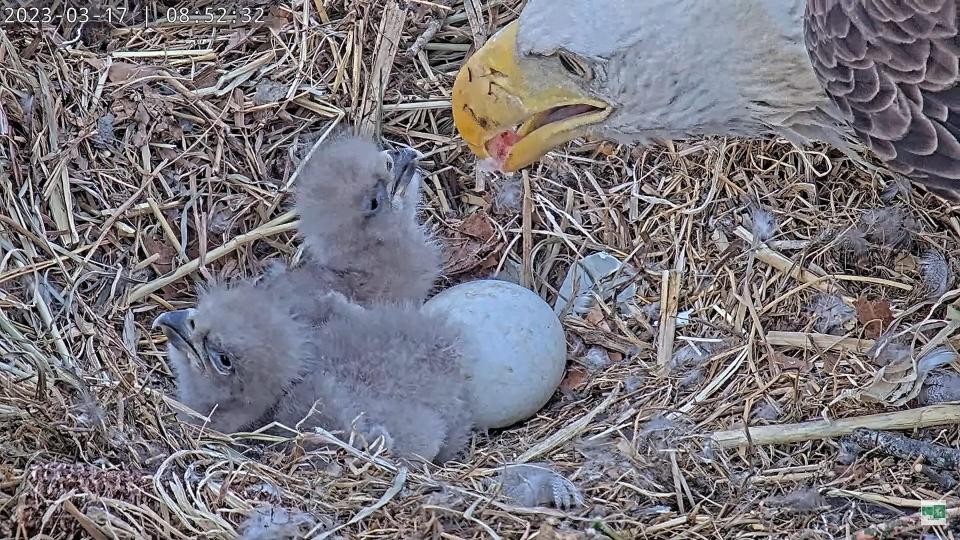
[451,0,960,200]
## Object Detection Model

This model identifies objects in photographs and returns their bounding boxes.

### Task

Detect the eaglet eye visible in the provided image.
[556,50,592,80]
[208,349,233,374]
[364,180,387,216]
[204,340,235,375]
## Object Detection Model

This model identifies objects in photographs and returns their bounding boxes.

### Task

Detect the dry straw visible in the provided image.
[1,1,959,538]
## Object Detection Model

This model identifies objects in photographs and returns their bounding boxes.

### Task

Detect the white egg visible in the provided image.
[424,279,567,429]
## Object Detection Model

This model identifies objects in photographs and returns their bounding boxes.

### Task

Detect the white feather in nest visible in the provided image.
[494,462,584,510]
[238,506,328,540]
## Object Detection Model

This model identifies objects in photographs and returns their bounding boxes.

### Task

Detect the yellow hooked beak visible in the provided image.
[451,21,612,172]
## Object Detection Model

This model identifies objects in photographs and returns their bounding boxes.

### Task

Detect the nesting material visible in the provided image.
[806,294,856,334]
[494,462,584,509]
[553,251,639,316]
[2,1,960,538]
[849,345,959,406]
[916,250,951,300]
[238,506,322,540]
[917,371,960,405]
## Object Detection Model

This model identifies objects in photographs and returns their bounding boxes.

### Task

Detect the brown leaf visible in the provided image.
[142,235,176,274]
[853,297,894,339]
[585,307,605,325]
[441,238,483,276]
[536,522,586,540]
[821,353,842,375]
[110,98,139,122]
[477,249,501,271]
[265,6,290,32]
[133,102,150,124]
[459,211,495,242]
[853,296,893,324]
[595,141,618,157]
[191,66,219,89]
[107,62,158,83]
[770,350,811,373]
[559,368,588,391]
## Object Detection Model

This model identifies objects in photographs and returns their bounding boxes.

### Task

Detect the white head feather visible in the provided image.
[516,0,849,146]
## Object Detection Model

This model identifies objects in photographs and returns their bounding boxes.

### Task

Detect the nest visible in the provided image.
[1,1,959,538]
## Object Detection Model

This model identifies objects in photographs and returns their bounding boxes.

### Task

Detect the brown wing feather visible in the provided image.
[804,0,960,200]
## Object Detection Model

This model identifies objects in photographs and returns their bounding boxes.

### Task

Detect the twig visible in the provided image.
[847,428,960,470]
[733,226,854,304]
[62,499,110,540]
[405,19,442,58]
[852,505,960,539]
[516,388,619,463]
[312,467,408,539]
[358,1,406,136]
[656,269,681,371]
[709,404,960,448]
[765,331,875,354]
[462,0,487,48]
[521,170,533,288]
[125,215,297,304]
[915,463,958,491]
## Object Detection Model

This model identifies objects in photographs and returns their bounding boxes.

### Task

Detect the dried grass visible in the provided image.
[2,1,960,538]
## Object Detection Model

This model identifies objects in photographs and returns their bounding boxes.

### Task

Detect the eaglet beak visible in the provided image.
[153,308,203,368]
[452,21,612,172]
[153,308,195,336]
[384,146,422,202]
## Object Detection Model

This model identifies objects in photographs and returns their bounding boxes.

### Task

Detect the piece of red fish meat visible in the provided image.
[484,130,520,168]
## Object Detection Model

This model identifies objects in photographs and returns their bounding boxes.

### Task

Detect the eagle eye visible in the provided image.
[556,50,592,80]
